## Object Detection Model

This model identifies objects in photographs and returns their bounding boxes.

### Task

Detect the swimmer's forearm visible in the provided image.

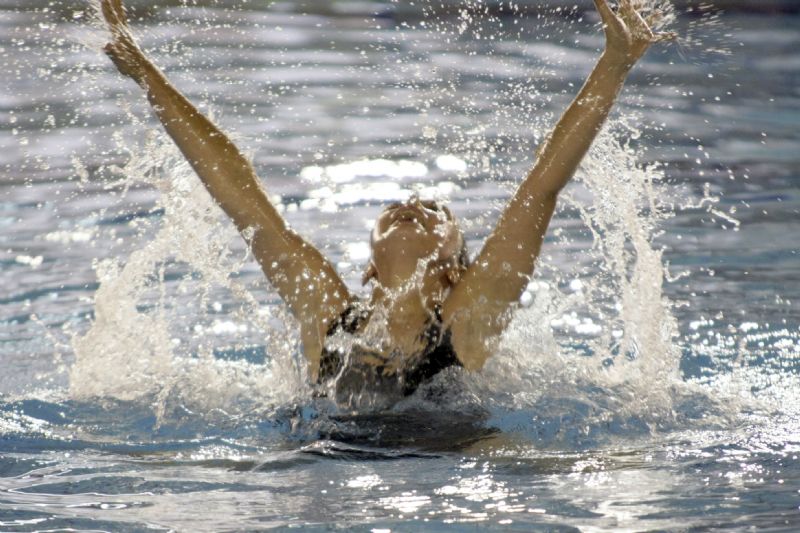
[100,0,259,214]
[460,53,632,308]
[524,0,670,199]
[523,51,630,200]
[100,0,352,358]
[136,62,271,228]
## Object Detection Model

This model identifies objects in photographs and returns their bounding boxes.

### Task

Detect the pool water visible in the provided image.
[2,1,799,531]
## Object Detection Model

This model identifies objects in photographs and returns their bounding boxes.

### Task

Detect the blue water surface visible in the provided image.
[1,1,799,531]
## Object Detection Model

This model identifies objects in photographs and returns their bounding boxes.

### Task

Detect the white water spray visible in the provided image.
[70,128,309,419]
[67,0,724,435]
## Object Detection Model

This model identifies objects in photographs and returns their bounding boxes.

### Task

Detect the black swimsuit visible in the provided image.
[318,303,462,402]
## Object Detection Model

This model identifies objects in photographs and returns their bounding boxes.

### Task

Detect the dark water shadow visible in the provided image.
[319,409,499,451]
[0,394,500,465]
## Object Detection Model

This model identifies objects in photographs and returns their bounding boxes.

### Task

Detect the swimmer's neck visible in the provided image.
[369,283,440,355]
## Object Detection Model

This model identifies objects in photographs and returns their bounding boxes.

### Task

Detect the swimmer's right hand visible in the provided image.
[101,0,149,84]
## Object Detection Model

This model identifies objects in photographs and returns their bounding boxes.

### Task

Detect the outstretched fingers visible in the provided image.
[593,0,629,39]
[619,0,657,41]
[592,0,616,22]
[100,0,118,26]
[594,0,675,63]
[653,30,678,43]
[100,0,147,82]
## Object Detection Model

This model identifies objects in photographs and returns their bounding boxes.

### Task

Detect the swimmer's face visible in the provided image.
[368,197,464,285]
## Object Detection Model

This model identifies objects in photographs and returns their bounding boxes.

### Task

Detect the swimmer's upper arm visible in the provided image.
[443,192,557,371]
[136,60,351,374]
[443,51,635,371]
[246,210,353,375]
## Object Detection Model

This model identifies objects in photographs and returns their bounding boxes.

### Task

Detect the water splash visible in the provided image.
[457,124,695,440]
[69,128,309,421]
[65,0,751,442]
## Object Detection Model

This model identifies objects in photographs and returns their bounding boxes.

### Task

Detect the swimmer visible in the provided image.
[99,0,671,404]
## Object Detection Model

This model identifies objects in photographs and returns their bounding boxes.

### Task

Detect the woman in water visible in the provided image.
[100,0,670,405]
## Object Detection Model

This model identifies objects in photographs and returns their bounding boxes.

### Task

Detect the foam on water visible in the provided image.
[68,128,310,420]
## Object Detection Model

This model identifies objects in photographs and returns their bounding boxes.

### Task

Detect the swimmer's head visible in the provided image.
[364,196,468,290]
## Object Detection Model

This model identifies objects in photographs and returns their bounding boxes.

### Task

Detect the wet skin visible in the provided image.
[368,198,464,290]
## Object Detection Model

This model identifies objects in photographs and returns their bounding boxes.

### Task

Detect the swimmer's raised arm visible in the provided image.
[443,0,671,369]
[100,0,351,374]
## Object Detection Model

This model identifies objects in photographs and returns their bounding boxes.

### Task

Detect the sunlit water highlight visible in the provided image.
[2,0,799,530]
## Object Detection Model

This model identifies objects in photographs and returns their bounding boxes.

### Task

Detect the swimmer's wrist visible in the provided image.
[598,50,636,77]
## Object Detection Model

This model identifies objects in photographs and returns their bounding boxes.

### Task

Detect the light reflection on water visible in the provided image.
[1,0,799,530]
[2,425,797,531]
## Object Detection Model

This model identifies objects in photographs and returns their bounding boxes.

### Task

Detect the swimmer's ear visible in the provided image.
[361,261,377,286]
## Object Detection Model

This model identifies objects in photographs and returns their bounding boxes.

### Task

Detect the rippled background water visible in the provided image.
[2,1,800,531]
